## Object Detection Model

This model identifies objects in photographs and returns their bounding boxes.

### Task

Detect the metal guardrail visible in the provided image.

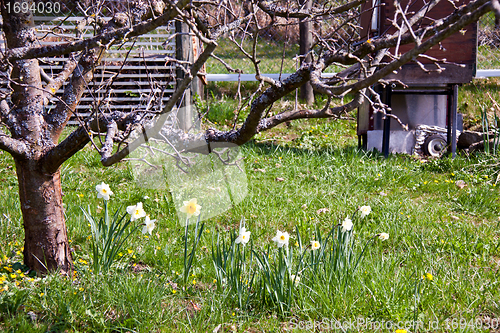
[205,73,337,81]
[475,69,500,78]
[205,70,500,82]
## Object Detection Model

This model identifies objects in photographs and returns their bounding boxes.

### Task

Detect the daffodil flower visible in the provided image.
[96,182,113,201]
[290,274,300,286]
[126,202,146,221]
[341,218,353,232]
[235,227,251,245]
[180,198,201,218]
[378,232,389,241]
[272,230,289,248]
[359,205,371,218]
[310,240,320,250]
[142,216,156,235]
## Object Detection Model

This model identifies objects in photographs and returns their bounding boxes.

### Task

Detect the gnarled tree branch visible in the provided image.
[2,0,192,62]
[257,0,366,19]
[0,131,28,158]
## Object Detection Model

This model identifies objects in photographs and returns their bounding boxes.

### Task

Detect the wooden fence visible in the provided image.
[1,15,176,125]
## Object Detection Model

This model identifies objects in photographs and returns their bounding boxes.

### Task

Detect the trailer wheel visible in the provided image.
[423,134,447,157]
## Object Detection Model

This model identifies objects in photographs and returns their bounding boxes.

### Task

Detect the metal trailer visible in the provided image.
[358,0,477,157]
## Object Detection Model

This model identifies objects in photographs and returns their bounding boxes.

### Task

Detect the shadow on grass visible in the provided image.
[247,139,489,174]
[245,139,386,161]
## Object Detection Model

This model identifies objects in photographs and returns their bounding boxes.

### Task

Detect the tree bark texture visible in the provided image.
[176,20,193,131]
[1,0,73,273]
[15,158,72,273]
[299,0,314,105]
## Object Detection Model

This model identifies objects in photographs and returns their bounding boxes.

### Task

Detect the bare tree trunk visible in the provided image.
[176,20,193,131]
[15,159,72,274]
[1,1,72,274]
[299,0,314,105]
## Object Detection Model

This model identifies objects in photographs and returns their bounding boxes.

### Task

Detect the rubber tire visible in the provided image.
[422,134,447,157]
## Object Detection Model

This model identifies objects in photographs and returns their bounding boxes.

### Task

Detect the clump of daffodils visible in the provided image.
[85,182,157,274]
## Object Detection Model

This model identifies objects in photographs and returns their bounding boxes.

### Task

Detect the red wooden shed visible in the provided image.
[357,0,477,157]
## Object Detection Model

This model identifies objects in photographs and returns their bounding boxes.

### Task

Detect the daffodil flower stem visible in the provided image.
[82,200,144,274]
[292,247,309,282]
[104,201,109,230]
[183,217,189,284]
[350,207,360,221]
[351,236,377,274]
[183,215,204,286]
[413,278,423,325]
[343,235,377,293]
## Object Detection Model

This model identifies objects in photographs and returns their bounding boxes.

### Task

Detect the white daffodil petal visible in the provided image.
[360,205,371,218]
[96,182,113,201]
[290,274,300,286]
[128,202,146,221]
[378,232,389,240]
[341,218,353,232]
[311,240,320,250]
[180,198,202,218]
[142,216,156,235]
[272,230,289,248]
[235,227,251,245]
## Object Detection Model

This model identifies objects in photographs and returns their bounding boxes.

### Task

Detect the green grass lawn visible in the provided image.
[0,82,500,332]
[206,38,299,74]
